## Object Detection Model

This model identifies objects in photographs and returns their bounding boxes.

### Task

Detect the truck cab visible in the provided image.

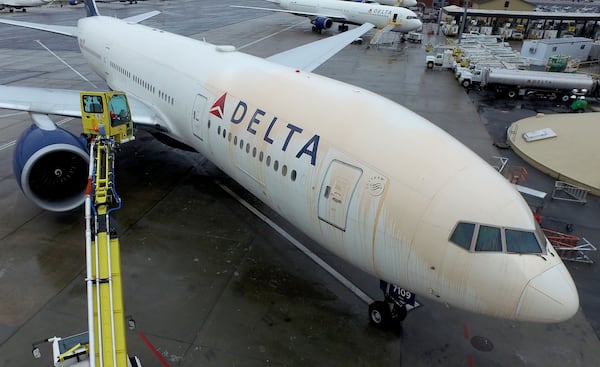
[426,49,455,69]
[459,68,483,88]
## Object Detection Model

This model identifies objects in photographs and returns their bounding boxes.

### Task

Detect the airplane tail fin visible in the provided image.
[84,0,100,17]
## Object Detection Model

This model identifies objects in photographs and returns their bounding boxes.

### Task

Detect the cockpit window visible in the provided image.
[475,225,502,252]
[449,221,546,255]
[505,229,542,254]
[407,16,419,20]
[450,222,475,250]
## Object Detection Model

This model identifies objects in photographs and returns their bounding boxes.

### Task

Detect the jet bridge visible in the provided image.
[32,92,141,367]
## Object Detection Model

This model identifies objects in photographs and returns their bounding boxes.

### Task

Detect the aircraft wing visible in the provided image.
[267,23,374,72]
[0,18,78,37]
[122,11,161,24]
[230,5,348,22]
[0,85,169,131]
[0,11,160,37]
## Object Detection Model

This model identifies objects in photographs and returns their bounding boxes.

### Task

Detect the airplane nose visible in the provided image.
[515,263,579,323]
[412,19,422,32]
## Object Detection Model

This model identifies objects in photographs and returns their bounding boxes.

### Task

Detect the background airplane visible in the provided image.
[0,0,579,326]
[348,0,419,8]
[232,0,422,44]
[0,0,50,12]
[50,0,141,6]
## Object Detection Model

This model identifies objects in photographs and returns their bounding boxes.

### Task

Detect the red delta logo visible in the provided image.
[210,93,227,119]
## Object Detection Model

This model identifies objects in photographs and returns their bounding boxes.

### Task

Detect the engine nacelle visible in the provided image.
[69,0,79,5]
[313,17,333,30]
[13,124,89,212]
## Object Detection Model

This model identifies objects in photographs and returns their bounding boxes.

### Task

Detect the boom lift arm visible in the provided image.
[32,92,141,367]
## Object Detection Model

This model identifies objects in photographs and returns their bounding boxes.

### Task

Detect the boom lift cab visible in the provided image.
[80,92,134,143]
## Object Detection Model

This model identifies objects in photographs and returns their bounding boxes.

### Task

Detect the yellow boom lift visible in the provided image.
[32,92,140,367]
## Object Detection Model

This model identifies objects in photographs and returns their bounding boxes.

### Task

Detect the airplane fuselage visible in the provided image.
[277,0,421,32]
[76,15,577,323]
[0,0,48,7]
[350,0,418,8]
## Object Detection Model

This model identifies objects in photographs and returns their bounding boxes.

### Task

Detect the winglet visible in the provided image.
[84,0,100,17]
[267,23,375,72]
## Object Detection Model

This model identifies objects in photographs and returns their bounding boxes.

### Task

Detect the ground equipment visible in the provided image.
[31,92,140,367]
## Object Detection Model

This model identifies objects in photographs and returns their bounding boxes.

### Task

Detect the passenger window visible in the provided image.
[475,225,502,252]
[450,222,475,250]
[505,229,541,253]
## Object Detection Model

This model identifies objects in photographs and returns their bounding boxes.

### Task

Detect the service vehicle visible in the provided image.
[459,67,598,100]
[426,49,455,69]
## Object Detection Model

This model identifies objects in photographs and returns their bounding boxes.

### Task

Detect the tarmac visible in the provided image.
[0,1,599,367]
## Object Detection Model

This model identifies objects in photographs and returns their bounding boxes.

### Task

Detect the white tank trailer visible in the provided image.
[461,68,599,101]
[483,69,598,100]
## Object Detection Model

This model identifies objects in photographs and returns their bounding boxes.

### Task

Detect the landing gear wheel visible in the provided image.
[369,301,391,328]
[338,24,349,32]
[391,303,407,322]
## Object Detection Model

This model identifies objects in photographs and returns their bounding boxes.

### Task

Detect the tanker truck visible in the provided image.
[459,67,598,101]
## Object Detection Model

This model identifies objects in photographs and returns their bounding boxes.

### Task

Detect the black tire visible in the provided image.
[369,301,391,328]
[576,108,584,113]
[507,90,517,99]
[427,61,434,69]
[561,94,570,102]
[461,79,471,88]
[392,304,408,322]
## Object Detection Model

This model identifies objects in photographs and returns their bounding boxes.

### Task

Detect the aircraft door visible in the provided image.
[191,94,208,141]
[393,13,398,23]
[318,160,363,231]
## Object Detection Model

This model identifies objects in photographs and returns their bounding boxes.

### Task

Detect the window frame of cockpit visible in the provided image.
[449,221,546,255]
[503,224,546,255]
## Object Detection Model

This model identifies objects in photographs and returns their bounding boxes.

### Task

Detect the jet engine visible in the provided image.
[69,0,79,5]
[13,124,89,212]
[313,17,333,30]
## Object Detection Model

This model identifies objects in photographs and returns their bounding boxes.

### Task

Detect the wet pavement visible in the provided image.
[0,1,599,366]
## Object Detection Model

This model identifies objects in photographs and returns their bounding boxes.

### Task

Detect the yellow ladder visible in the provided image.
[85,137,128,367]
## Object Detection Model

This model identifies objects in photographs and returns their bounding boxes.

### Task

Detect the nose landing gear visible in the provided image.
[369,280,419,329]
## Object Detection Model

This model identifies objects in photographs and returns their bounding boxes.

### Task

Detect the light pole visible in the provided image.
[456,0,469,43]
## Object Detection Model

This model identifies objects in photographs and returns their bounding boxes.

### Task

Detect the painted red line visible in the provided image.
[463,323,470,340]
[467,354,474,367]
[138,332,171,367]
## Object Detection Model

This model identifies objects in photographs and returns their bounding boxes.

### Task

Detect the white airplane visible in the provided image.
[348,0,419,8]
[0,0,50,12]
[0,0,579,326]
[52,0,140,5]
[231,0,422,44]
